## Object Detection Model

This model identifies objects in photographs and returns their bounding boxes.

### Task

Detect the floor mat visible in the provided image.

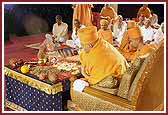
[24,43,41,49]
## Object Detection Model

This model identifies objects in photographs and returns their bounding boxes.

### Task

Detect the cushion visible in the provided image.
[96,76,119,89]
[91,85,118,95]
[117,57,145,99]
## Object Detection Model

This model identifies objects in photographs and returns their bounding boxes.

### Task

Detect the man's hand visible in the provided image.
[80,77,88,81]
[81,66,90,78]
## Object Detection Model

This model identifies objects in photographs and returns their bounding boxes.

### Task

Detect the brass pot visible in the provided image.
[38,58,47,65]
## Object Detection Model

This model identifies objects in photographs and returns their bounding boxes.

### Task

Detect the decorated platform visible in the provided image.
[4,58,81,111]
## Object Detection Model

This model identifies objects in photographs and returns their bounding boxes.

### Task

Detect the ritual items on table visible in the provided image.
[8,58,24,69]
[29,61,81,83]
[8,35,81,84]
[8,56,81,84]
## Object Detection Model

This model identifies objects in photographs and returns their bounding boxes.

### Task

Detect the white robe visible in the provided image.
[52,22,68,42]
[66,25,85,48]
[153,28,164,44]
[113,21,127,44]
[141,26,156,42]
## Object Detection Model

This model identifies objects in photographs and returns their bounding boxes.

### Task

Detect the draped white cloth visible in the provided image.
[73,79,89,92]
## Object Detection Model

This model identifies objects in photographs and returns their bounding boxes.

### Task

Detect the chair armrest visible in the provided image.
[83,86,136,110]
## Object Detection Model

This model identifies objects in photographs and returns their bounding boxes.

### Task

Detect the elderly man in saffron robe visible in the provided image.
[119,20,137,61]
[127,26,156,61]
[77,26,129,85]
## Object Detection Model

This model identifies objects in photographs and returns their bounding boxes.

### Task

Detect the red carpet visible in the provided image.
[4,33,46,65]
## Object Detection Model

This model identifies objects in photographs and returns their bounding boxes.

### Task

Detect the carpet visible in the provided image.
[4,33,45,65]
[24,43,41,49]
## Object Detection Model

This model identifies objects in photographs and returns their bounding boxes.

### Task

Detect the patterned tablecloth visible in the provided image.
[4,66,70,111]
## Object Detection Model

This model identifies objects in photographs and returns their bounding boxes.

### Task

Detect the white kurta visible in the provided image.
[150,14,158,26]
[66,25,85,48]
[153,28,164,44]
[141,26,156,42]
[52,22,68,42]
[113,21,127,44]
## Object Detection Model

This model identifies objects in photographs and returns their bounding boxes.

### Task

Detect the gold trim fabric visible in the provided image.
[128,45,163,105]
[4,67,63,94]
[5,100,27,111]
[71,90,132,111]
[91,85,118,95]
[117,57,145,99]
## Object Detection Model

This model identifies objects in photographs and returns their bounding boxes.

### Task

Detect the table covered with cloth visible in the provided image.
[4,66,71,111]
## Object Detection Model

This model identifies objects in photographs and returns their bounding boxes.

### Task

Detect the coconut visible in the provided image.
[48,71,58,83]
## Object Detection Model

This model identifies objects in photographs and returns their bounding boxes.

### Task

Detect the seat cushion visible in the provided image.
[91,85,118,95]
[117,57,145,99]
[95,76,119,89]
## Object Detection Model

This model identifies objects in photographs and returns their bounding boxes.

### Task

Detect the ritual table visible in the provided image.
[4,66,70,111]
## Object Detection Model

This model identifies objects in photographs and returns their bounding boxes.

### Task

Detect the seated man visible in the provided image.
[97,19,113,44]
[127,26,156,61]
[152,22,164,45]
[137,4,151,18]
[37,34,58,64]
[150,10,159,28]
[39,34,55,53]
[66,19,85,48]
[77,26,129,85]
[140,18,156,44]
[38,34,73,62]
[120,20,136,50]
[52,15,68,43]
[113,15,127,45]
[119,20,137,61]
